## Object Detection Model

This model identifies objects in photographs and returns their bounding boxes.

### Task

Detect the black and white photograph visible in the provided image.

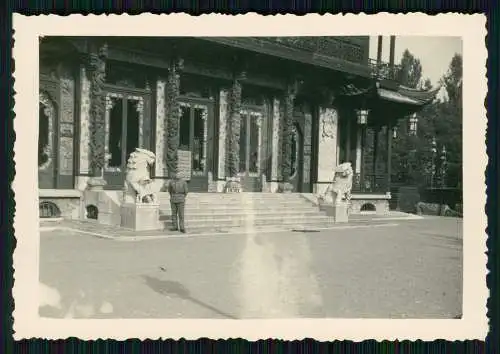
[13,14,487,341]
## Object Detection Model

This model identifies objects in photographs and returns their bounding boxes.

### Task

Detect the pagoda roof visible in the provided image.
[337,81,441,108]
[377,85,441,106]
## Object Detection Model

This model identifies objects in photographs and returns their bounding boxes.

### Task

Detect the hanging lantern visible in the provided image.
[356,109,369,125]
[409,112,418,135]
[431,137,437,154]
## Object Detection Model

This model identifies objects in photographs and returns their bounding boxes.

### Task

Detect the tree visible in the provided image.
[391,51,463,189]
[392,49,426,185]
[435,53,463,188]
[441,53,463,107]
[397,49,423,88]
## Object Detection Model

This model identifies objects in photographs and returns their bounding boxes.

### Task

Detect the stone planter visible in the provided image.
[224,177,242,193]
[277,182,294,193]
[86,177,107,191]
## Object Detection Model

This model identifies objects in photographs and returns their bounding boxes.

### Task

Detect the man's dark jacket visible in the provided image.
[168,179,188,203]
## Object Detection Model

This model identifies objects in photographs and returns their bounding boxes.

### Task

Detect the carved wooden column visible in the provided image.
[354,109,368,191]
[372,126,380,190]
[386,123,393,194]
[279,81,298,193]
[165,58,183,178]
[224,71,245,192]
[87,42,108,190]
[155,79,167,177]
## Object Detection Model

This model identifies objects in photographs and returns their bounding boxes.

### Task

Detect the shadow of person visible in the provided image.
[142,275,190,298]
[141,275,238,319]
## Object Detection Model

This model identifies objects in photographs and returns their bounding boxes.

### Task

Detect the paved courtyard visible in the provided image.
[39,217,463,319]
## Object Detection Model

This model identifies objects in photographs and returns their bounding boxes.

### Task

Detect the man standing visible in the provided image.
[168,171,189,233]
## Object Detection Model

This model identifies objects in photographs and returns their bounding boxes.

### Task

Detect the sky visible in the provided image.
[369,36,462,88]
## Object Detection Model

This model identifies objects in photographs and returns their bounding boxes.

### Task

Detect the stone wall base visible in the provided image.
[83,190,123,226]
[350,198,390,215]
[39,189,83,219]
[39,196,82,219]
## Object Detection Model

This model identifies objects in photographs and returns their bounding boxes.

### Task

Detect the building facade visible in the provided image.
[38,36,439,218]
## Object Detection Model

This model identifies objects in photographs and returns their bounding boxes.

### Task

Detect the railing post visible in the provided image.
[386,124,392,194]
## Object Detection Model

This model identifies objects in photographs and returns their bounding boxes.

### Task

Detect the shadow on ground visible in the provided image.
[141,275,238,319]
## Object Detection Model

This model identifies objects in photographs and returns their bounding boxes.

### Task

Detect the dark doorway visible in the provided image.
[103,90,149,189]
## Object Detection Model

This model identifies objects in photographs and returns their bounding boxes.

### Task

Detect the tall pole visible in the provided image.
[389,36,396,66]
[430,137,437,189]
[389,36,396,80]
[386,124,392,193]
[377,36,383,64]
[372,127,379,190]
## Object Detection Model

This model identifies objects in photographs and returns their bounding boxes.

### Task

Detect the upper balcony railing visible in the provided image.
[368,58,402,82]
[258,37,367,64]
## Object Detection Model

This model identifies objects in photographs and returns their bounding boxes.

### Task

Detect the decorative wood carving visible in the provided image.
[38,91,55,171]
[88,42,109,177]
[58,69,75,176]
[281,81,298,183]
[218,90,228,179]
[79,65,91,174]
[289,124,300,180]
[302,109,312,184]
[165,58,183,177]
[271,98,281,180]
[201,37,371,77]
[225,72,244,178]
[155,79,167,177]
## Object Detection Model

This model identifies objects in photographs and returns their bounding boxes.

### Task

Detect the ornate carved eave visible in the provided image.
[198,37,372,79]
[377,85,441,106]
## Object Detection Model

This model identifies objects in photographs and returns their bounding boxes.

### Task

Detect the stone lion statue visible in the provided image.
[124,148,157,204]
[319,162,353,205]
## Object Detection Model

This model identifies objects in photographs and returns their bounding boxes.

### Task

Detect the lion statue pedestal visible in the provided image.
[317,162,353,224]
[120,148,163,231]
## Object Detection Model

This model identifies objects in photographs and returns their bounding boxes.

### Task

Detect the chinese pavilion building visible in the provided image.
[38,36,439,219]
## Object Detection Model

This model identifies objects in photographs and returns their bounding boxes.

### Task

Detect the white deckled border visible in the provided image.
[12,13,487,341]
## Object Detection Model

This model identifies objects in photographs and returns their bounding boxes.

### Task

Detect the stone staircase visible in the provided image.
[158,192,337,233]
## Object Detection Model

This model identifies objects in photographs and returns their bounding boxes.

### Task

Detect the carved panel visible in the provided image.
[59,137,74,175]
[155,79,167,177]
[271,98,281,180]
[303,110,312,184]
[218,90,228,179]
[317,107,339,183]
[59,71,75,176]
[39,91,55,171]
[79,65,91,174]
[259,37,365,64]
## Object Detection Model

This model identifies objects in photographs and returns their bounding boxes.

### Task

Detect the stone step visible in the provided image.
[159,196,308,202]
[160,199,313,208]
[160,223,335,234]
[158,210,322,220]
[159,203,316,212]
[161,215,333,228]
[157,193,307,201]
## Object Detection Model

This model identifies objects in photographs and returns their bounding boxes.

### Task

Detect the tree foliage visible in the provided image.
[397,49,423,88]
[392,51,463,189]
